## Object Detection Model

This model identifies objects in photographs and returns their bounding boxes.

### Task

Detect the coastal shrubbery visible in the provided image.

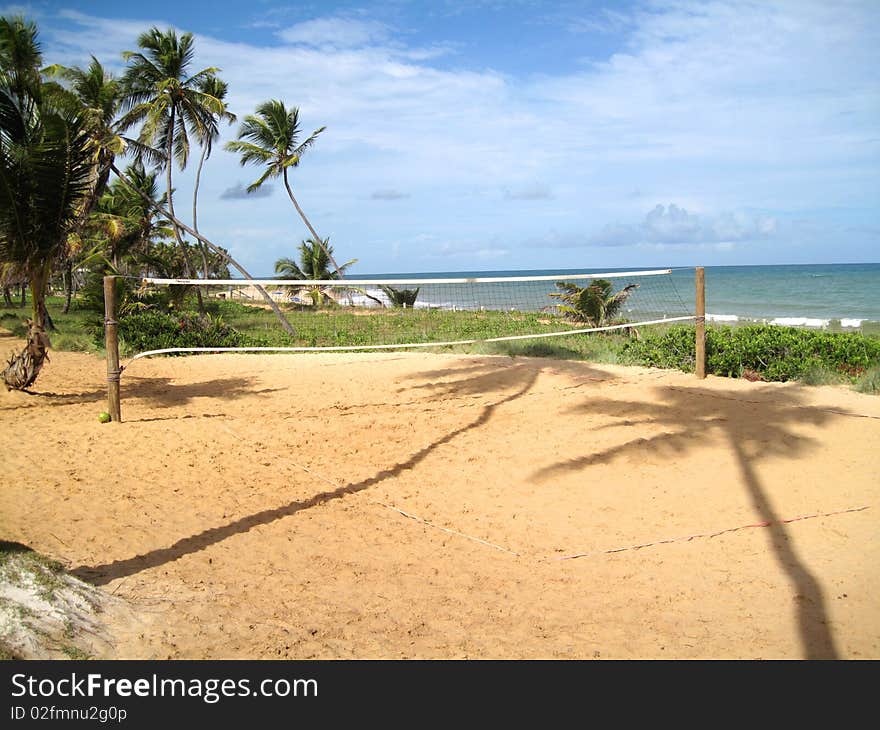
[113,310,247,355]
[11,296,880,392]
[622,324,880,382]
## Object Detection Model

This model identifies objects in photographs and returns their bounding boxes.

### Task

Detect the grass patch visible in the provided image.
[854,366,880,394]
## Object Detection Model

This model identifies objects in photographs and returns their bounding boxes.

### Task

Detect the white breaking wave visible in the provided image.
[706,313,739,322]
[769,317,830,328]
[840,318,863,328]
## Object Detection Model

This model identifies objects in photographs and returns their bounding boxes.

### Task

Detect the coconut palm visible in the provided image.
[275,237,357,306]
[379,285,420,308]
[225,100,341,273]
[117,29,296,333]
[42,56,163,312]
[0,16,94,389]
[89,161,171,271]
[191,75,235,279]
[119,27,220,270]
[43,56,161,216]
[549,279,639,328]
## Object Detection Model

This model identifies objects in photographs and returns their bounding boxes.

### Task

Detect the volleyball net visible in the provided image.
[125,268,696,362]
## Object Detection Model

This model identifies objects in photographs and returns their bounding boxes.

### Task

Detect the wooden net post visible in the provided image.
[103,275,122,422]
[695,266,706,379]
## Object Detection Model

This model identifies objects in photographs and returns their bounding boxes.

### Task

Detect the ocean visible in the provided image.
[356,262,880,331]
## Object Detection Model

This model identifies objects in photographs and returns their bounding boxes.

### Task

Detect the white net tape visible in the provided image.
[127,268,694,363]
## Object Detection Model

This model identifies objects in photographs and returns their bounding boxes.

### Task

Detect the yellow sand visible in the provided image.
[1,343,878,659]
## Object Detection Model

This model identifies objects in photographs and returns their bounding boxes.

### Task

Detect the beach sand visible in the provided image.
[1,341,878,659]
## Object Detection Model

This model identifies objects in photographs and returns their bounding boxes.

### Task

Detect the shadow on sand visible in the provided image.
[72,359,589,586]
[2,375,283,413]
[533,383,847,659]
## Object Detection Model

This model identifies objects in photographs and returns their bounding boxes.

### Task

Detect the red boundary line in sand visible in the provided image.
[555,506,870,561]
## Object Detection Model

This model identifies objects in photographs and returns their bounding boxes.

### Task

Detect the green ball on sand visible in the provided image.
[98,412,111,423]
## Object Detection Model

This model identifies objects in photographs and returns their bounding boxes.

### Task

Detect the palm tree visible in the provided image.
[42,56,162,313]
[90,161,170,271]
[379,285,420,308]
[191,75,235,279]
[119,27,220,274]
[549,279,639,328]
[43,56,159,217]
[275,237,357,306]
[117,29,296,334]
[225,99,341,273]
[0,16,94,389]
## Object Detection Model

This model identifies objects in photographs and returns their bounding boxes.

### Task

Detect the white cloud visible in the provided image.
[588,204,779,247]
[277,16,391,49]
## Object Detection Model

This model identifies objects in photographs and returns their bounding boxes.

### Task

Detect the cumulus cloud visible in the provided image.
[589,204,778,247]
[220,183,273,200]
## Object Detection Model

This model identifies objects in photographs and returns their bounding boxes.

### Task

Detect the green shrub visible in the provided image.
[623,324,880,382]
[113,311,247,356]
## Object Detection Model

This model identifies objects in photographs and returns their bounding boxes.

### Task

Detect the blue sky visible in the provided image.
[5,0,879,274]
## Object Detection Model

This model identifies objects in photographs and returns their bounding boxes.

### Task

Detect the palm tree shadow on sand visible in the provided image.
[1,375,284,413]
[72,359,587,586]
[533,383,850,659]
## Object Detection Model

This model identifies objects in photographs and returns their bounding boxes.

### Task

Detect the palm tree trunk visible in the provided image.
[62,260,73,314]
[282,170,343,277]
[192,143,212,303]
[164,109,205,315]
[2,270,52,390]
[110,164,297,336]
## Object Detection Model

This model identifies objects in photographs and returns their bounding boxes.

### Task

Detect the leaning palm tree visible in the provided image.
[225,99,342,273]
[0,16,94,389]
[549,279,639,328]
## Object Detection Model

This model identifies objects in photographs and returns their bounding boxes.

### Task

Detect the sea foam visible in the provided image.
[706,313,739,322]
[840,318,863,328]
[769,317,830,328]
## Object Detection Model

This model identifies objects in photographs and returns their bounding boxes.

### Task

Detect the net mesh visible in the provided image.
[130,268,694,359]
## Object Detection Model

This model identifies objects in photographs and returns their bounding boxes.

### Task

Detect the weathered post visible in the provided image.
[103,276,122,422]
[695,266,706,379]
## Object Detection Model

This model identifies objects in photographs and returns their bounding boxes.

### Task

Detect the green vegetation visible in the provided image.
[274,237,359,306]
[380,285,420,308]
[7,293,878,394]
[549,279,639,327]
[621,324,880,384]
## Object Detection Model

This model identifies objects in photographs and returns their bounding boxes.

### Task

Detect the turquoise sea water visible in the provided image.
[358,263,880,329]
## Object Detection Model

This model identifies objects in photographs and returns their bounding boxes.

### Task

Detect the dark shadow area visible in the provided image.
[0,376,282,412]
[71,359,550,586]
[399,355,614,399]
[532,384,847,659]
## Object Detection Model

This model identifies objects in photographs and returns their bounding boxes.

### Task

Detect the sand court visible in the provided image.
[1,344,878,659]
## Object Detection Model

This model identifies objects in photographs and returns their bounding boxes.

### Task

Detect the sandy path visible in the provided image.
[1,342,878,659]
